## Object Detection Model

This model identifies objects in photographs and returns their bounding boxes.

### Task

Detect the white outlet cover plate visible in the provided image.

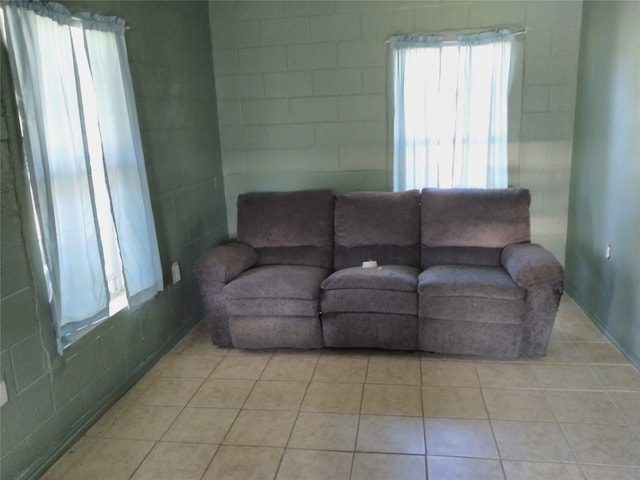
[0,381,8,407]
[171,262,181,283]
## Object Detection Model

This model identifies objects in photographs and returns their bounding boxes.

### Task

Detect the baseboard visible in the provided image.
[564,287,640,371]
[20,320,197,480]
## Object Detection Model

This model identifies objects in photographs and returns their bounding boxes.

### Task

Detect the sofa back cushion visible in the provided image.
[421,188,531,268]
[334,190,421,269]
[237,189,335,268]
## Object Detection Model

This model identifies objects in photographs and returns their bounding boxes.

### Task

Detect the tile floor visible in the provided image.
[42,296,640,479]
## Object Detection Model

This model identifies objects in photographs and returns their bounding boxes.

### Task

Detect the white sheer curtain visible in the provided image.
[453,30,514,188]
[391,30,514,190]
[2,1,162,352]
[78,12,163,307]
[391,35,443,191]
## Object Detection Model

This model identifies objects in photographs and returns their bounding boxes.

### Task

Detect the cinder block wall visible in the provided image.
[209,0,583,263]
[0,2,226,478]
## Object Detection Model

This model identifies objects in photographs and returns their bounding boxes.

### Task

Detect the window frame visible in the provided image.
[1,2,163,353]
[388,30,524,191]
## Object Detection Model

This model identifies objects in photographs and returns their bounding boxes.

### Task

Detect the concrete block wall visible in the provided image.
[0,2,226,479]
[209,0,583,262]
[517,1,583,263]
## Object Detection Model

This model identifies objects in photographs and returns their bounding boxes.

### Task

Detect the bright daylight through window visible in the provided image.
[391,30,514,191]
[2,2,163,353]
[70,22,128,317]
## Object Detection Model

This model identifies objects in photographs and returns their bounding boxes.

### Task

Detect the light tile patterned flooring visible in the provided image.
[43,296,640,479]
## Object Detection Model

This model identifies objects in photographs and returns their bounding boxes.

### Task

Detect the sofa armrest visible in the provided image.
[193,242,257,283]
[502,243,564,356]
[502,243,563,289]
[193,242,257,347]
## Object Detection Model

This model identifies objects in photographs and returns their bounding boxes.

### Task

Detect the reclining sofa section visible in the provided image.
[193,188,564,358]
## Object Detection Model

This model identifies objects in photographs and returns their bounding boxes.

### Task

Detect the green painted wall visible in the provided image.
[0,2,227,479]
[565,1,640,367]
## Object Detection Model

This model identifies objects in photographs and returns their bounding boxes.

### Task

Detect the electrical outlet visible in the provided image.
[171,262,181,284]
[605,244,612,260]
[0,381,8,407]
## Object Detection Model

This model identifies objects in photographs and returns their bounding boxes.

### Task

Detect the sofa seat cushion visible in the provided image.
[322,290,417,315]
[418,266,525,324]
[322,265,419,291]
[321,265,419,315]
[225,265,330,317]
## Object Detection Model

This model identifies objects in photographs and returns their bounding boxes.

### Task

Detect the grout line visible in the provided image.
[349,351,370,479]
[418,352,430,477]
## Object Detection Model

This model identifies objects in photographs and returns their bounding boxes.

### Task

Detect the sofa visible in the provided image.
[193,188,564,358]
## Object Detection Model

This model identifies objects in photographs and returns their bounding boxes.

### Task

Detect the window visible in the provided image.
[391,30,515,191]
[2,2,163,353]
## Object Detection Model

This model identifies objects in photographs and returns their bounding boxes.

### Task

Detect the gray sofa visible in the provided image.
[194,188,564,358]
